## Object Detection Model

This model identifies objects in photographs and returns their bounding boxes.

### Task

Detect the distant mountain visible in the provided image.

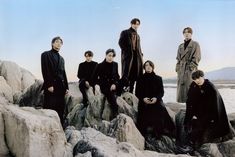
[205,67,235,81]
[164,67,235,83]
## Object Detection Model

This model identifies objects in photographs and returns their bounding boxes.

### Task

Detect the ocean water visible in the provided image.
[163,84,235,114]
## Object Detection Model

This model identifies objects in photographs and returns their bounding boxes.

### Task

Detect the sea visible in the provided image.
[163,83,235,114]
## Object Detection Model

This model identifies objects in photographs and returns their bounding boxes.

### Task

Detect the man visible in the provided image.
[184,70,230,149]
[77,51,97,106]
[176,27,201,103]
[90,49,120,119]
[118,18,143,93]
[41,36,69,125]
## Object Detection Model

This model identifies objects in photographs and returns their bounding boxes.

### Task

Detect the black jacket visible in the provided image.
[91,60,119,89]
[77,61,98,82]
[41,49,68,91]
[184,79,230,138]
[135,72,164,104]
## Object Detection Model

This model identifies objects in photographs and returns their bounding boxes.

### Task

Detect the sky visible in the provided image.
[1,0,235,81]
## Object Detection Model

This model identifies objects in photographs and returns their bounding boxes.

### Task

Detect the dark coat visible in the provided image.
[184,79,230,139]
[176,40,201,103]
[91,60,120,92]
[77,61,98,82]
[136,72,175,136]
[118,27,143,79]
[41,49,68,94]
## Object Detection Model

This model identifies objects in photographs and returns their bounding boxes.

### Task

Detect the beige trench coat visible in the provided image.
[176,40,201,103]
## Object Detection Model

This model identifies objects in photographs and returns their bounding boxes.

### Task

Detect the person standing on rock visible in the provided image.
[77,51,98,107]
[176,27,201,103]
[41,36,69,126]
[118,18,143,93]
[136,60,175,138]
[90,49,120,119]
[184,70,230,150]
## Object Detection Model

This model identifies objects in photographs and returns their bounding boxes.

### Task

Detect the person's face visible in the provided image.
[85,54,93,62]
[105,52,115,63]
[131,21,140,31]
[144,62,153,73]
[183,29,192,40]
[52,39,63,51]
[193,77,205,86]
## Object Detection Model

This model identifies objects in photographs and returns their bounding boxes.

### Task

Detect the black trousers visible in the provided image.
[101,86,118,117]
[79,79,88,105]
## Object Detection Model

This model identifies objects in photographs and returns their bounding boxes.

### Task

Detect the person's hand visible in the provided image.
[65,89,69,95]
[110,84,116,91]
[48,86,54,93]
[150,97,157,104]
[143,97,151,104]
[85,81,90,88]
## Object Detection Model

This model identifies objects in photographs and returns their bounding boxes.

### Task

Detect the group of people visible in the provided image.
[41,18,231,154]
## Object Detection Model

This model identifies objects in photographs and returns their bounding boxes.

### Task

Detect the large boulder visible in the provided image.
[0,76,13,102]
[108,114,145,150]
[0,105,10,156]
[3,104,72,157]
[0,61,36,93]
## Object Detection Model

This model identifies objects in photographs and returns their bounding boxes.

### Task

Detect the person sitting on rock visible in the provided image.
[77,50,98,107]
[136,60,175,138]
[90,49,120,119]
[184,70,231,150]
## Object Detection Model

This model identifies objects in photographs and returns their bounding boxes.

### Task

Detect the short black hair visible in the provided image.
[143,60,155,70]
[84,50,93,57]
[105,49,116,57]
[131,18,140,25]
[183,27,193,34]
[51,36,63,44]
[192,70,204,80]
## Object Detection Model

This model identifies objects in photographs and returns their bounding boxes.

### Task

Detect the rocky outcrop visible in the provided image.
[0,61,36,104]
[1,104,72,157]
[65,127,190,157]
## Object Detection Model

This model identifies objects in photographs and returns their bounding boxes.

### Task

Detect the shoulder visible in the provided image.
[92,61,98,65]
[191,40,200,46]
[41,50,50,56]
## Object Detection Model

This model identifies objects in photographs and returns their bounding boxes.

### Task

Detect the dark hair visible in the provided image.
[51,36,63,44]
[143,60,155,70]
[84,50,93,57]
[105,49,116,57]
[183,27,193,34]
[131,18,140,25]
[192,70,204,80]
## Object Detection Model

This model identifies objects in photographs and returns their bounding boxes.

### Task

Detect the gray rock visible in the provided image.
[0,76,13,102]
[3,104,72,157]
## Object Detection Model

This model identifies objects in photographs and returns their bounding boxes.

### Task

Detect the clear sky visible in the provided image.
[1,0,235,81]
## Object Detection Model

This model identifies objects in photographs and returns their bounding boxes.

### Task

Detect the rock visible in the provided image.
[0,61,36,93]
[68,127,190,157]
[66,104,87,130]
[109,114,145,150]
[121,92,138,112]
[165,102,186,113]
[228,113,235,130]
[0,105,10,156]
[18,79,44,108]
[75,151,92,157]
[0,76,13,103]
[3,104,72,157]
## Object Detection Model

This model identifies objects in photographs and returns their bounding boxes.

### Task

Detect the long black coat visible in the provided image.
[135,72,175,136]
[184,79,230,139]
[91,60,120,92]
[41,49,68,94]
[118,27,143,79]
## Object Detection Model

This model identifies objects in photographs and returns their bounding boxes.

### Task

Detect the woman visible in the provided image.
[136,60,175,138]
[91,49,120,119]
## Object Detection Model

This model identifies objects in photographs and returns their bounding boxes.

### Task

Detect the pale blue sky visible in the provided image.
[1,0,235,81]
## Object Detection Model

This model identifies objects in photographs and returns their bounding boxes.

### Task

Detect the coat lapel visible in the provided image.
[180,40,193,59]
